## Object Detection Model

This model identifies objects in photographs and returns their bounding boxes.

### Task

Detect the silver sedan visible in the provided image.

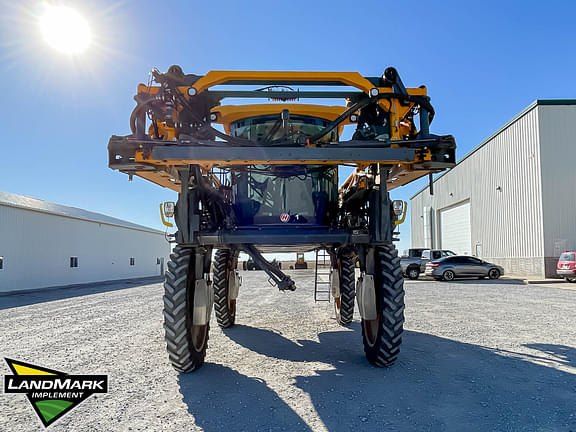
[425,256,505,281]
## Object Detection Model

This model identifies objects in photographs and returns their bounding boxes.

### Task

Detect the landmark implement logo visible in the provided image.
[3,358,108,428]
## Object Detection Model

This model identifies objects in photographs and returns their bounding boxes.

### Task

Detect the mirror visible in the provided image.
[163,201,175,218]
[392,200,404,216]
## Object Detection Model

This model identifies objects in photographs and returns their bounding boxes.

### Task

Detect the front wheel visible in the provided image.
[163,246,210,372]
[488,268,500,280]
[361,244,405,367]
[442,270,455,281]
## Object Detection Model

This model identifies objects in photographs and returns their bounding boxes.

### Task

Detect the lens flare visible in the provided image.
[39,5,91,54]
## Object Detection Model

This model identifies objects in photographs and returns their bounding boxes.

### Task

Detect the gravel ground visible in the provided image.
[0,271,575,432]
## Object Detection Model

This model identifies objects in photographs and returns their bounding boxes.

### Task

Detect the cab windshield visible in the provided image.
[230,115,337,143]
[232,166,337,225]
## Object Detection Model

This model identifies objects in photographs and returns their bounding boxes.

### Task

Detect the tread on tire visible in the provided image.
[334,255,356,326]
[213,249,237,328]
[163,245,209,373]
[361,244,405,367]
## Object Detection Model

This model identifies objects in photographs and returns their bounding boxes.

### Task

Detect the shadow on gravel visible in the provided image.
[448,278,526,285]
[415,277,526,285]
[205,324,576,431]
[0,277,162,310]
[524,343,576,366]
[178,363,313,432]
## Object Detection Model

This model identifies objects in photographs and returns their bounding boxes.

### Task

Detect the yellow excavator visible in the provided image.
[108,65,456,371]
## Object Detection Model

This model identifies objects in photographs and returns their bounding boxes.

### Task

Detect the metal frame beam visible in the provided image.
[145,146,417,165]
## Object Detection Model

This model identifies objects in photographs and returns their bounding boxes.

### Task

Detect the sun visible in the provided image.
[39,5,91,54]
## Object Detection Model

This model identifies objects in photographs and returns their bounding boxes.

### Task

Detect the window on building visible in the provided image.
[130,257,135,266]
[156,258,161,265]
[70,257,78,268]
[0,256,3,270]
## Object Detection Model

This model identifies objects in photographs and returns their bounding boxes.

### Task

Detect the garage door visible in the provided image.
[439,201,471,255]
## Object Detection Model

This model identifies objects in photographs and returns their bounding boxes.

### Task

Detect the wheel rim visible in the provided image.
[227,264,236,316]
[409,269,418,278]
[189,250,209,352]
[191,324,208,352]
[362,268,380,347]
[489,269,499,279]
[445,271,454,281]
[228,299,236,315]
[334,297,341,314]
[363,317,380,347]
[333,262,341,316]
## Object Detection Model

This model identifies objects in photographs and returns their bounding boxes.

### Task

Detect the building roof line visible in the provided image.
[410,99,576,200]
[0,191,164,235]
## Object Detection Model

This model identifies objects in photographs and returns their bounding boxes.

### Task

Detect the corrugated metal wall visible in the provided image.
[411,106,545,277]
[0,205,171,292]
[538,104,576,276]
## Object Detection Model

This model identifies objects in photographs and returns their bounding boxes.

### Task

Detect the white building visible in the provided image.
[411,100,576,278]
[0,191,170,292]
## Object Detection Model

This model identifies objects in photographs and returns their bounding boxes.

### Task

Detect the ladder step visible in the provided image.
[314,248,332,302]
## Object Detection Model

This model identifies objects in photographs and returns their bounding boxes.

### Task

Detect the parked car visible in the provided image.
[401,249,456,280]
[401,248,429,259]
[425,256,504,281]
[557,251,576,282]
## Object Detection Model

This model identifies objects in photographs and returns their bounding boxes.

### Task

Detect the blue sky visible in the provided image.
[1,0,575,254]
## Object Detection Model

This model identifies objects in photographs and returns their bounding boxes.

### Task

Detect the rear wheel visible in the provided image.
[334,254,356,326]
[442,270,455,281]
[163,246,210,373]
[406,266,420,280]
[361,244,405,367]
[213,249,237,328]
[488,268,500,280]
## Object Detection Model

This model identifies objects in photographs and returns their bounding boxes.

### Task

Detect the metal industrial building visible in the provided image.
[0,191,170,292]
[411,100,576,278]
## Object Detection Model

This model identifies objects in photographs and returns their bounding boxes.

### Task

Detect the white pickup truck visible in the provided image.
[400,248,456,280]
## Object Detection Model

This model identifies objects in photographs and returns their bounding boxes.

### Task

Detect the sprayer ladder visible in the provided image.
[314,249,331,302]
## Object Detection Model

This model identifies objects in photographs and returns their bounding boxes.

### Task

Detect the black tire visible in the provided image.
[488,268,500,280]
[361,244,405,367]
[406,266,420,280]
[442,270,455,281]
[163,245,209,373]
[334,255,356,326]
[213,249,236,328]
